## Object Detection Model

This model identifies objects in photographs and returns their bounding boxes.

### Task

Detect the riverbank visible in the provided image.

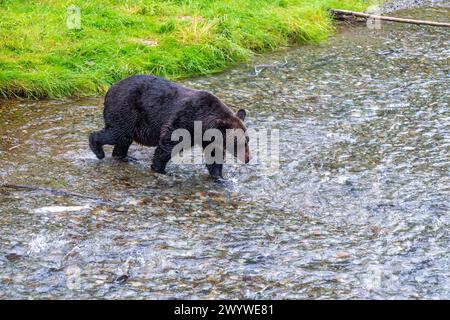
[0,0,370,99]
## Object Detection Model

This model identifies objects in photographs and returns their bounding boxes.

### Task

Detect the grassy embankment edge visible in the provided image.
[0,0,371,99]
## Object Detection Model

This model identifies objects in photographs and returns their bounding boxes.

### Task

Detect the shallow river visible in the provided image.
[0,6,449,299]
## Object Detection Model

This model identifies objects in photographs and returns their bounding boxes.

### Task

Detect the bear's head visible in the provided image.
[216,109,250,164]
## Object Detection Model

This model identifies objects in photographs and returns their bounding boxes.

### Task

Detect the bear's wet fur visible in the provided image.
[89,75,249,180]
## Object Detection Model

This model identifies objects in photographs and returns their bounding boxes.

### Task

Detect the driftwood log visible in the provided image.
[331,9,450,28]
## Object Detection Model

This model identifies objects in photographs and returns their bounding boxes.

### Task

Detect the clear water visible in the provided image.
[0,7,449,299]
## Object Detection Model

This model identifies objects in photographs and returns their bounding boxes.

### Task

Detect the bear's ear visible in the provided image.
[236,109,246,121]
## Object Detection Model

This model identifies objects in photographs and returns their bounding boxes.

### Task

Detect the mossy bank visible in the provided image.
[0,0,370,99]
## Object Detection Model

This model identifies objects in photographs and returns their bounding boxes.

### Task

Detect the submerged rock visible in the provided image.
[32,205,90,214]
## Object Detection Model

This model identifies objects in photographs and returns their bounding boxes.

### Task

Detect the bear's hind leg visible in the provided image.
[89,129,115,159]
[112,136,133,161]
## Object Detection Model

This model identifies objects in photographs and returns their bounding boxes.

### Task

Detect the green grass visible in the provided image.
[0,0,370,99]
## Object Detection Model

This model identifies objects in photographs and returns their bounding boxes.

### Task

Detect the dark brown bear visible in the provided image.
[89,75,249,180]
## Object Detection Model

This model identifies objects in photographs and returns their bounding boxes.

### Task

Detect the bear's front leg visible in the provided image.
[151,137,176,174]
[207,163,223,181]
[151,147,171,174]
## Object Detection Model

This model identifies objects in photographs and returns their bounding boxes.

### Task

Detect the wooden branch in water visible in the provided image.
[0,184,113,203]
[331,9,450,28]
